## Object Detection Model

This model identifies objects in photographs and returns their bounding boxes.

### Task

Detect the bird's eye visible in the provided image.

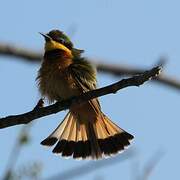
[55,37,73,49]
[57,38,65,44]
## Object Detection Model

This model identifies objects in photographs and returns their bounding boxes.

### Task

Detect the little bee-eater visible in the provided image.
[37,29,134,159]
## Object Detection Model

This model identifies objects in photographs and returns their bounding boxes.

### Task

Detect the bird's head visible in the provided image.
[39,29,73,58]
[40,29,84,58]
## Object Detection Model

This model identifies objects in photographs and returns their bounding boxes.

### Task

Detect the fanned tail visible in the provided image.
[41,111,134,159]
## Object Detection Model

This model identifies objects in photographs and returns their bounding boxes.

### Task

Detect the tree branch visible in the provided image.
[95,62,180,91]
[0,43,41,62]
[0,43,179,91]
[0,66,161,129]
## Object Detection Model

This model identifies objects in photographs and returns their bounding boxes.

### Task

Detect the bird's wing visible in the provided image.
[69,58,101,113]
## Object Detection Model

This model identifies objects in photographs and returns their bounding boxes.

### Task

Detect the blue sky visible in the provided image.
[0,0,180,179]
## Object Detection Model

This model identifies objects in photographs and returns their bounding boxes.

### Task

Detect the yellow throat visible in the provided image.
[45,39,73,58]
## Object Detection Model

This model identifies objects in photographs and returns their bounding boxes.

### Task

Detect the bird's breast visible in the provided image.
[38,58,79,102]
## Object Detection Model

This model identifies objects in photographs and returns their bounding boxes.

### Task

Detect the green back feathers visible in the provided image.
[70,57,97,90]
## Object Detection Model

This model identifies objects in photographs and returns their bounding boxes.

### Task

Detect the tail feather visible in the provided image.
[53,114,75,156]
[60,114,73,140]
[41,111,134,159]
[41,113,70,146]
[61,115,75,156]
[87,122,102,159]
[73,122,91,159]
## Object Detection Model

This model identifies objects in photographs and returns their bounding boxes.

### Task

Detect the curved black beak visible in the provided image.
[39,32,52,41]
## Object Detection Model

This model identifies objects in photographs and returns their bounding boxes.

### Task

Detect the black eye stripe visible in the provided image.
[53,37,65,44]
[52,38,73,50]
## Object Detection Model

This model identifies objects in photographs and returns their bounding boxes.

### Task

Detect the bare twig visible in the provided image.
[131,150,164,180]
[95,63,180,91]
[0,66,161,129]
[2,125,31,180]
[45,149,135,180]
[0,43,179,91]
[33,98,44,110]
[140,150,165,180]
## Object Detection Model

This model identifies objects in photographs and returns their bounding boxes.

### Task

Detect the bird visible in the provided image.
[37,29,134,159]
